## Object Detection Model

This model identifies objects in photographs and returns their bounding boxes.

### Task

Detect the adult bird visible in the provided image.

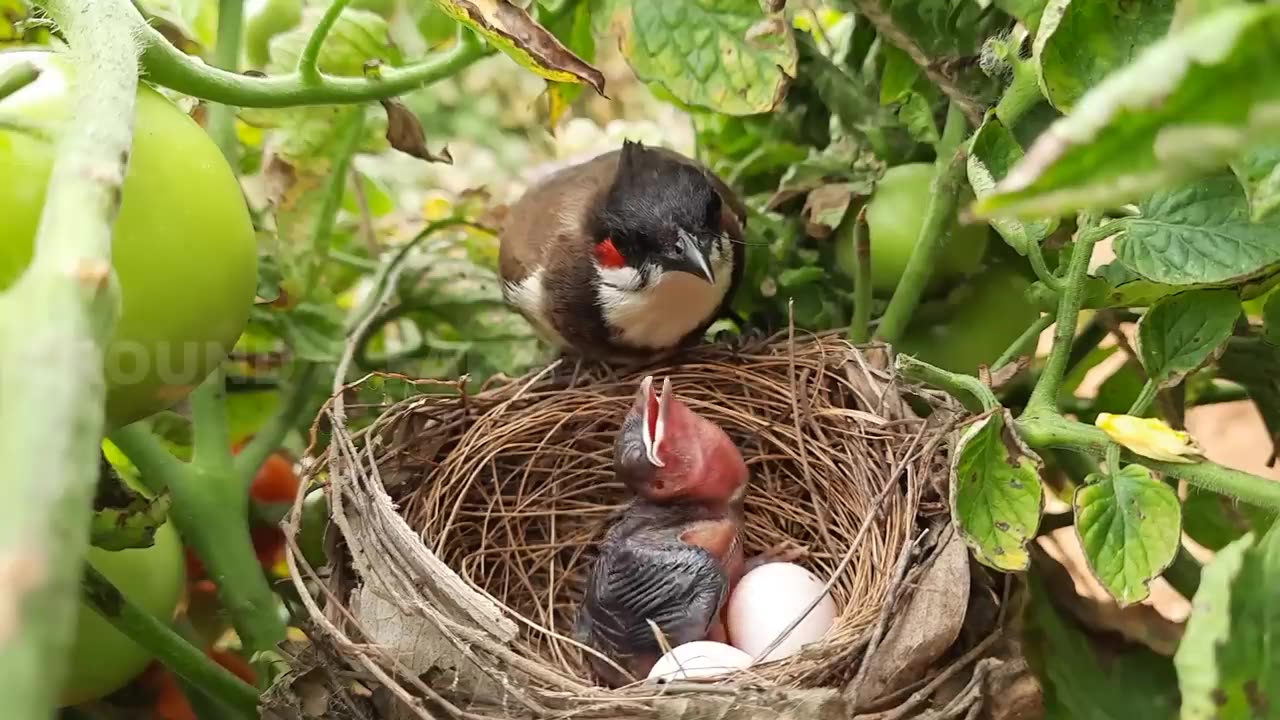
[499,140,747,365]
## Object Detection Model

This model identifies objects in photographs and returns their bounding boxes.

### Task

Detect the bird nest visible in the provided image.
[277,332,1025,720]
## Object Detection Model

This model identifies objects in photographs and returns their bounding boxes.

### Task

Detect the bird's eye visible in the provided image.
[671,243,684,256]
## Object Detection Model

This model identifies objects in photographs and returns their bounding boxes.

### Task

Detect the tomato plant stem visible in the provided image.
[139,7,488,107]
[1027,239,1063,292]
[298,0,353,84]
[234,362,321,488]
[846,207,871,344]
[208,0,245,166]
[1016,414,1280,511]
[0,60,38,101]
[874,147,967,344]
[191,369,235,476]
[305,107,366,296]
[994,56,1042,129]
[81,566,260,718]
[1023,219,1113,416]
[993,313,1053,371]
[897,354,999,412]
[0,0,137,715]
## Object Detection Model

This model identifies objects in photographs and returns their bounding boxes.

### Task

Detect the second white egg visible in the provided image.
[647,641,753,683]
[726,561,837,663]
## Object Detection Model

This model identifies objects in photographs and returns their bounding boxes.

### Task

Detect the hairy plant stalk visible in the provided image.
[207,0,246,165]
[874,148,968,344]
[82,567,260,717]
[298,0,354,83]
[0,0,139,714]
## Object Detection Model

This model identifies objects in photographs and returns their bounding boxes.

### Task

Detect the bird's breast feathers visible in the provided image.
[595,245,734,350]
[503,268,571,348]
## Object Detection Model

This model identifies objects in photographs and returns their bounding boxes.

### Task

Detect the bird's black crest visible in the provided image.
[591,141,723,258]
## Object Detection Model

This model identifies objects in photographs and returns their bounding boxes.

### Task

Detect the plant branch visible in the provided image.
[846,0,983,125]
[994,56,1041,128]
[1016,414,1280,511]
[1027,239,1063,292]
[846,207,871,344]
[994,313,1053,371]
[0,0,138,713]
[207,0,244,163]
[897,354,999,412]
[298,0,353,84]
[1163,545,1202,599]
[1024,220,1114,415]
[191,368,234,475]
[82,567,260,718]
[874,148,968,344]
[139,10,489,107]
[109,425,190,495]
[305,107,366,295]
[234,362,321,486]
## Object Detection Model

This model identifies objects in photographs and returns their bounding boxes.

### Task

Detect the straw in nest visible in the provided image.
[290,333,992,720]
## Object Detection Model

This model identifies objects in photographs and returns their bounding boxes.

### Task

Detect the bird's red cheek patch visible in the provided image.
[594,238,626,268]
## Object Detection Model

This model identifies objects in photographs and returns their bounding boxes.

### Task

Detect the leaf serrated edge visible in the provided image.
[949,409,1045,572]
[1071,466,1181,607]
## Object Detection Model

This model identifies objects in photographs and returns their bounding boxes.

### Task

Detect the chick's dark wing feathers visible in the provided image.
[581,537,728,658]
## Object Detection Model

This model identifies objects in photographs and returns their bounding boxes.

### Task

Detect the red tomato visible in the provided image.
[250,453,300,504]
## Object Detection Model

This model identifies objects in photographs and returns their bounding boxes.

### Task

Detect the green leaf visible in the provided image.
[886,0,1006,57]
[996,0,1050,35]
[1032,0,1175,112]
[951,409,1044,571]
[1073,464,1181,606]
[1232,143,1280,222]
[967,115,1059,255]
[433,0,604,94]
[92,457,173,552]
[1175,524,1280,720]
[1218,336,1280,464]
[1026,575,1181,720]
[1115,174,1280,286]
[1137,289,1240,387]
[879,42,921,106]
[977,5,1280,219]
[622,0,798,115]
[543,0,597,110]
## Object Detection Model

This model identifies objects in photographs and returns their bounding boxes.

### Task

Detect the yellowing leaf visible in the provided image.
[434,0,605,95]
[1095,413,1204,463]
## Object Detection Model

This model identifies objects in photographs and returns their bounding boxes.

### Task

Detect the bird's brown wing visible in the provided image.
[498,152,620,286]
[577,536,728,684]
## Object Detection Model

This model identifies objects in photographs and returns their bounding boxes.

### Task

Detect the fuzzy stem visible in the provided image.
[994,313,1053,371]
[110,425,189,494]
[140,12,488,107]
[1024,221,1113,416]
[1027,239,1063,292]
[191,369,234,475]
[207,0,244,164]
[1016,414,1280,511]
[0,60,39,101]
[847,207,871,344]
[233,363,320,488]
[994,57,1042,128]
[897,354,999,412]
[305,107,366,295]
[874,147,968,344]
[82,567,260,717]
[1164,545,1202,599]
[1128,378,1160,418]
[298,0,353,84]
[0,0,138,714]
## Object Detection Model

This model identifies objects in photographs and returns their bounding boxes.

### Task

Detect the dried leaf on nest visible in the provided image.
[855,525,971,705]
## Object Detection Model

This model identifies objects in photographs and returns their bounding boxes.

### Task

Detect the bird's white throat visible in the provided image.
[595,248,733,350]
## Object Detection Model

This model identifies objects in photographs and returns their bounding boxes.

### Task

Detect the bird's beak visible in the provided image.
[674,229,716,285]
[640,375,671,468]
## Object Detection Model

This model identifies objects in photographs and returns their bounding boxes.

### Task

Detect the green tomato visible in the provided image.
[839,163,989,296]
[60,521,186,706]
[244,0,303,68]
[0,49,257,428]
[894,263,1041,376]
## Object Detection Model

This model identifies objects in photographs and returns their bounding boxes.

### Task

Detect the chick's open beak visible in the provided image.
[640,375,672,467]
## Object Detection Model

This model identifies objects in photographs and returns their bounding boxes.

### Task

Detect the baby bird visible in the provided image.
[576,375,750,687]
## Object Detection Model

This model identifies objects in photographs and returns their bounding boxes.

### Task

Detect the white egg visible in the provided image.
[726,562,837,663]
[646,641,753,683]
